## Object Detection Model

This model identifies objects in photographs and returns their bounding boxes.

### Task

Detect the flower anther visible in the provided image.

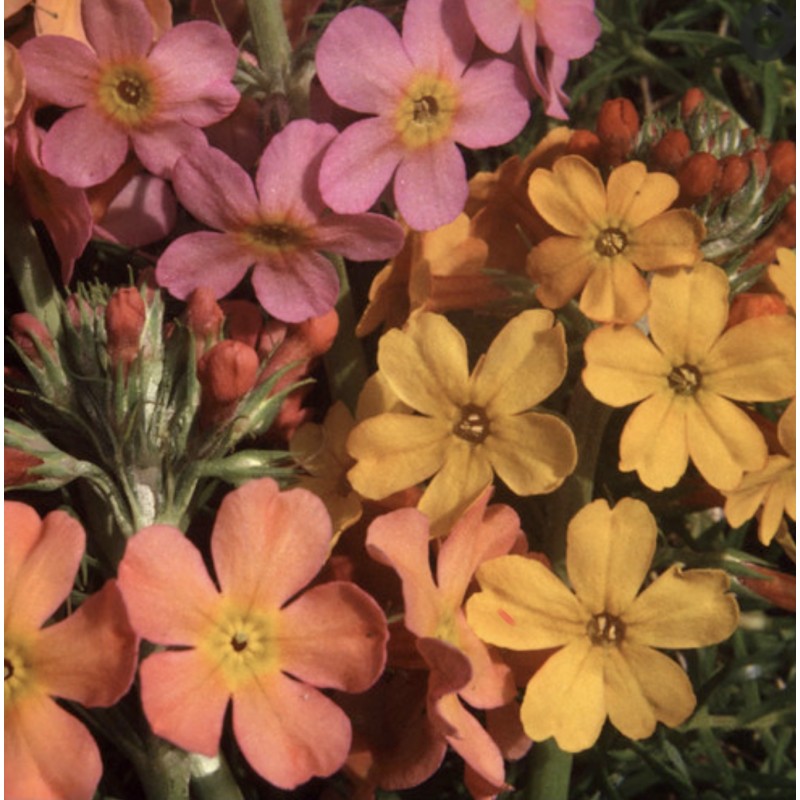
[668,364,702,396]
[454,404,491,444]
[586,613,625,646]
[395,73,459,150]
[594,227,628,257]
[96,62,158,128]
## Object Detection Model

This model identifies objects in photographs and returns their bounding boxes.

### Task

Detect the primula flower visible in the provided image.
[315,0,531,231]
[767,247,796,313]
[527,154,705,323]
[464,0,601,119]
[466,497,740,752]
[19,0,239,187]
[156,120,405,322]
[5,501,138,800]
[117,477,388,790]
[347,310,577,536]
[582,261,796,491]
[723,399,796,546]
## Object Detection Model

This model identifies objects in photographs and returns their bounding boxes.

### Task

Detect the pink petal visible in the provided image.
[117,525,221,645]
[5,693,103,800]
[315,6,413,114]
[312,211,405,261]
[139,650,230,756]
[170,145,258,229]
[95,172,177,247]
[452,59,530,148]
[211,479,333,609]
[278,582,388,691]
[41,106,129,188]
[131,122,210,179]
[255,118,336,219]
[84,0,153,60]
[148,21,239,125]
[251,249,340,322]
[233,672,353,789]
[394,141,467,231]
[402,0,475,78]
[18,35,97,107]
[538,0,601,59]
[319,116,403,214]
[34,580,138,707]
[156,231,254,301]
[5,506,84,632]
[464,0,523,54]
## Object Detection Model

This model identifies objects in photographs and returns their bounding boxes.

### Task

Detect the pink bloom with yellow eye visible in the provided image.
[315,0,531,231]
[19,0,239,187]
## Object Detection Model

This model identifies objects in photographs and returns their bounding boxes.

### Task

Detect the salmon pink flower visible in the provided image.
[156,120,405,322]
[465,0,601,119]
[19,0,239,187]
[117,477,388,790]
[5,501,138,800]
[315,0,531,231]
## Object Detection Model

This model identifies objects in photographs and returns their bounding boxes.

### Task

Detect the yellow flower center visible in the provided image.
[594,227,628,257]
[395,73,459,150]
[668,364,702,396]
[4,636,36,707]
[454,404,490,444]
[587,612,625,646]
[518,0,537,11]
[96,62,157,128]
[240,220,306,254]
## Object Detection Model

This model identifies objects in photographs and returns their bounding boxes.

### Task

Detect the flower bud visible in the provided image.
[650,130,691,173]
[565,129,602,164]
[738,564,795,612]
[766,140,795,203]
[5,447,45,487]
[680,87,706,119]
[220,299,264,349]
[197,339,259,428]
[742,147,768,181]
[676,152,720,205]
[715,155,750,198]
[596,98,639,164]
[185,287,224,357]
[726,292,789,328]
[10,313,55,367]
[105,287,146,372]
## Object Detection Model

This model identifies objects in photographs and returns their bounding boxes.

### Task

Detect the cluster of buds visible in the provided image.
[5,282,328,554]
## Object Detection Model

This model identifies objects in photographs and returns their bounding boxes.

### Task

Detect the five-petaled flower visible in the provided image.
[582,261,796,491]
[315,0,531,231]
[466,497,740,752]
[347,310,577,536]
[19,0,240,187]
[117,477,388,790]
[5,501,138,800]
[156,119,405,322]
[527,154,705,323]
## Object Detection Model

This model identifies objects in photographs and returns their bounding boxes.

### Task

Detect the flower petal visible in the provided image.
[626,209,704,270]
[19,35,96,107]
[312,212,405,261]
[625,565,739,648]
[520,638,607,751]
[467,555,588,650]
[605,161,678,227]
[402,0,474,76]
[538,1,602,58]
[566,498,656,617]
[578,256,651,324]
[211,479,332,609]
[464,0,522,53]
[117,525,221,644]
[232,672,352,789]
[486,412,577,496]
[470,310,567,415]
[131,122,211,179]
[528,235,596,309]
[84,0,152,59]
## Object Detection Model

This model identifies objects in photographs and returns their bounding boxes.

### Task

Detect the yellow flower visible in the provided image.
[466,498,740,752]
[582,261,796,491]
[723,399,796,546]
[347,311,577,536]
[527,155,705,323]
[767,247,796,314]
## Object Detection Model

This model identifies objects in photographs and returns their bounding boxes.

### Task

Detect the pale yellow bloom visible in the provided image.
[767,248,796,314]
[466,498,740,752]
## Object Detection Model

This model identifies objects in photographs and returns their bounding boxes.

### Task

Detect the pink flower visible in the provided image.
[117,477,389,790]
[156,120,405,322]
[464,0,601,119]
[4,501,138,800]
[19,0,239,187]
[315,0,531,231]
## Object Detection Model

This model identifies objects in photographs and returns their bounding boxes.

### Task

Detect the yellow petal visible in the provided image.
[470,310,568,415]
[778,398,795,460]
[486,412,577,495]
[347,414,449,498]
[723,455,792,527]
[767,248,796,313]
[528,155,607,236]
[648,262,729,365]
[619,391,690,491]
[519,639,607,752]
[624,564,739,648]
[757,467,796,545]
[354,372,409,420]
[578,256,650,324]
[702,315,796,402]
[606,643,697,736]
[582,325,670,406]
[686,390,768,491]
[528,235,596,309]
[566,498,656,617]
[606,161,678,228]
[377,313,468,417]
[626,209,704,269]
[467,555,588,650]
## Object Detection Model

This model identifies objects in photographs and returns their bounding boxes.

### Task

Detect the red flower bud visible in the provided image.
[4,447,44,487]
[766,140,795,203]
[197,339,259,427]
[566,129,602,164]
[105,287,146,371]
[680,87,705,119]
[715,155,750,198]
[10,313,55,367]
[742,147,768,181]
[738,564,795,612]
[220,299,264,349]
[596,98,639,164]
[726,292,789,328]
[676,152,720,205]
[650,130,691,173]
[185,287,224,356]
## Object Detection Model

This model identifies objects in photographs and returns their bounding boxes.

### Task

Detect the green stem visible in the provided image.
[135,735,191,800]
[244,0,291,94]
[525,739,573,800]
[189,753,246,800]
